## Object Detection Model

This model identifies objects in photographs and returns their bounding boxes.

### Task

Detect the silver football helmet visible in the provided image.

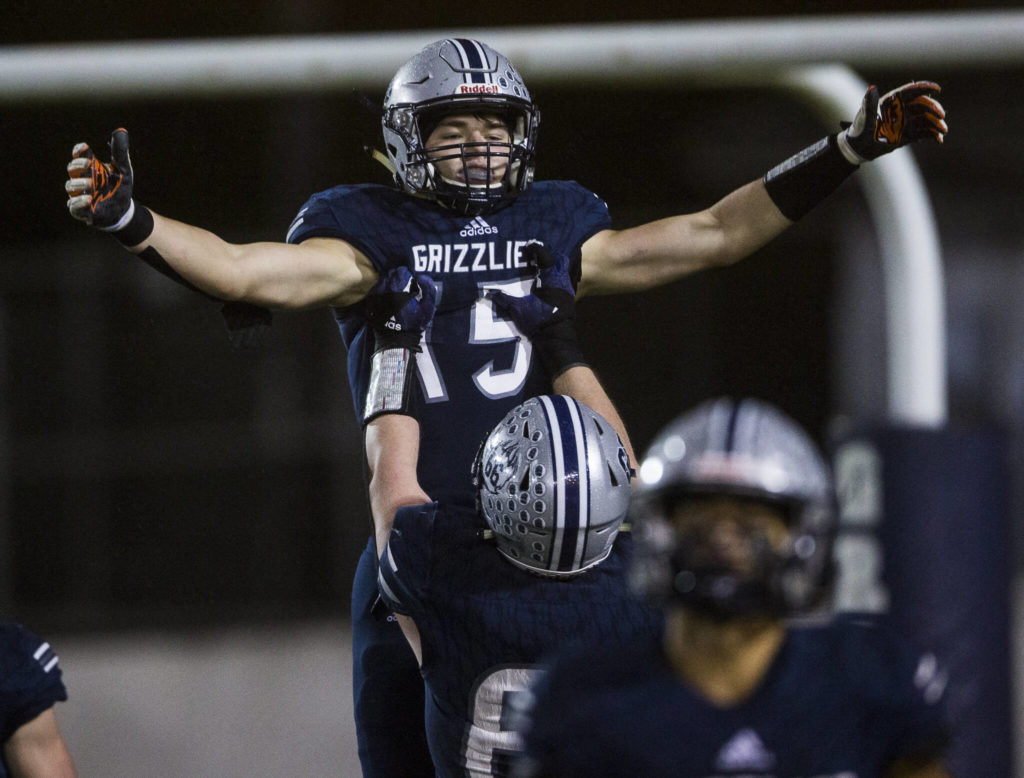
[474,395,632,577]
[630,398,836,618]
[382,38,540,215]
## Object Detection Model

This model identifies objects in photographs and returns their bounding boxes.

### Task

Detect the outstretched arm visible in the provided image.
[65,129,378,310]
[579,180,789,296]
[578,81,947,297]
[138,214,377,309]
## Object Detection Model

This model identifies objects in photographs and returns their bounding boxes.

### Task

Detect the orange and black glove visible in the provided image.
[838,81,947,164]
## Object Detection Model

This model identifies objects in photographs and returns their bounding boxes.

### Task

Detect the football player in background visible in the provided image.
[64,37,947,776]
[0,623,77,777]
[515,398,952,778]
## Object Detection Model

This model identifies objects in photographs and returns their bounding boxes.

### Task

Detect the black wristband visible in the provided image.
[374,328,422,353]
[763,135,858,221]
[112,202,155,246]
[534,319,588,380]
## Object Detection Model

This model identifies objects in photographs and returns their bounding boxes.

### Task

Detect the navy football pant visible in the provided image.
[351,537,434,776]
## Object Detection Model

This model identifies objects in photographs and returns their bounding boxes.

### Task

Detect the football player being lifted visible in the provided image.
[65,38,947,776]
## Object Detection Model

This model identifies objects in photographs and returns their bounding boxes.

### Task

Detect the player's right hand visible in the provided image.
[363,267,437,351]
[65,128,135,230]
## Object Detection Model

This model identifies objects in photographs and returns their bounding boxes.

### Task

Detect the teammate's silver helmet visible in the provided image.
[474,395,632,578]
[630,398,836,618]
[382,38,540,215]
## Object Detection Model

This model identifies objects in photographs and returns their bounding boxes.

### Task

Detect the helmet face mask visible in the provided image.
[638,495,804,620]
[630,399,837,620]
[382,39,540,215]
[473,395,632,578]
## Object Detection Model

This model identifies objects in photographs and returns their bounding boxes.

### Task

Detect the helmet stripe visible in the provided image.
[567,398,591,570]
[540,395,566,570]
[706,397,738,453]
[539,395,587,573]
[725,400,741,452]
[449,38,491,84]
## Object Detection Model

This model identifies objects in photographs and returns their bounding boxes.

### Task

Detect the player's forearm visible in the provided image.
[129,210,259,303]
[128,212,377,310]
[365,415,432,558]
[623,180,791,281]
[553,365,636,469]
[578,182,790,297]
[706,179,795,263]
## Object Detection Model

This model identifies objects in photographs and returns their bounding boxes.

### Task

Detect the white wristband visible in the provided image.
[363,347,415,425]
[835,132,866,166]
[98,199,136,232]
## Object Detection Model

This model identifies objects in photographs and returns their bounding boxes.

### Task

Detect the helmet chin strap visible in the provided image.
[367,147,396,174]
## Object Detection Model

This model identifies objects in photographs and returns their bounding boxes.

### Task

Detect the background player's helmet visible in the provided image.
[473,395,632,577]
[629,397,836,619]
[382,38,540,215]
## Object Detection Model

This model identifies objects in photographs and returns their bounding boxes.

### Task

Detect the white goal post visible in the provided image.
[5,11,1024,425]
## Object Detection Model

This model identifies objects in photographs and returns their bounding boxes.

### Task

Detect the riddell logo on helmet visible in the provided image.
[456,84,501,95]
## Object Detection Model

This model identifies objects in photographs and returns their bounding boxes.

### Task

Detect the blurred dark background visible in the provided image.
[2,1,1022,635]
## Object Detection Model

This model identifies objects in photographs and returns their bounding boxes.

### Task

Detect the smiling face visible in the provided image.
[423,113,514,188]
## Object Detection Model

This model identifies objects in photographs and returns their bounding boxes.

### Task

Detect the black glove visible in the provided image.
[837,81,947,164]
[66,128,137,231]
[363,267,437,352]
[486,242,586,379]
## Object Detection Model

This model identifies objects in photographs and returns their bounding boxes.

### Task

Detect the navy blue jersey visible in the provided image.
[0,623,68,777]
[377,500,660,778]
[286,182,611,496]
[517,614,951,777]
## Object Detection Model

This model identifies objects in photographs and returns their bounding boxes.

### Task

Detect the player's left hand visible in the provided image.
[66,128,136,230]
[486,283,575,338]
[364,267,437,351]
[486,242,575,337]
[838,81,947,164]
[524,240,574,296]
[486,242,585,378]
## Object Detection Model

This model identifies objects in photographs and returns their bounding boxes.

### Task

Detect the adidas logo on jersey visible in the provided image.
[714,728,776,772]
[459,216,498,237]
